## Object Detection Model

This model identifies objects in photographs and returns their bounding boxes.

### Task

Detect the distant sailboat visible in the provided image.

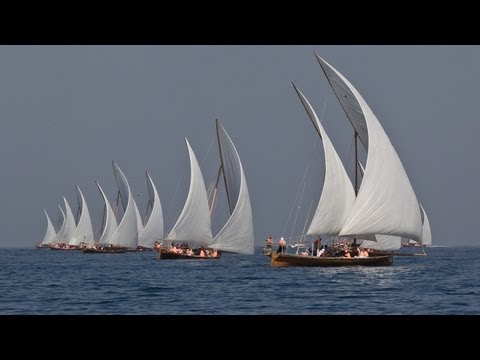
[95,181,118,245]
[35,210,57,248]
[85,161,139,253]
[138,172,164,250]
[157,138,217,259]
[50,197,76,249]
[67,185,94,248]
[107,161,139,250]
[83,180,122,253]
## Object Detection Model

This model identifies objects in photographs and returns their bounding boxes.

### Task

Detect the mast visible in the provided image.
[75,186,81,224]
[100,201,107,239]
[353,131,358,245]
[209,164,223,216]
[114,191,120,218]
[216,118,234,214]
[354,132,359,196]
[144,172,153,226]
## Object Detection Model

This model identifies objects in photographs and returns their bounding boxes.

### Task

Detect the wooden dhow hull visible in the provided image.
[82,247,127,253]
[269,252,393,267]
[50,246,82,251]
[35,243,50,249]
[156,250,220,260]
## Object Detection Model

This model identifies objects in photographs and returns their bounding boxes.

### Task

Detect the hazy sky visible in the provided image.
[1,45,478,247]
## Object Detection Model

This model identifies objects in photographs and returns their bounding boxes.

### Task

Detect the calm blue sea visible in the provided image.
[0,246,479,314]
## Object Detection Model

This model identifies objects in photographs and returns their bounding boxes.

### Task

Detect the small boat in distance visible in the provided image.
[137,172,164,252]
[35,209,57,248]
[155,119,254,260]
[83,162,139,253]
[156,138,218,260]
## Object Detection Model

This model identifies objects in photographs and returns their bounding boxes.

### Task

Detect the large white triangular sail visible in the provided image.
[419,204,432,246]
[69,185,95,246]
[315,55,423,241]
[138,172,164,248]
[108,162,139,249]
[95,181,118,244]
[292,84,356,236]
[166,138,213,246]
[40,210,57,245]
[356,161,401,249]
[209,120,254,255]
[55,197,76,244]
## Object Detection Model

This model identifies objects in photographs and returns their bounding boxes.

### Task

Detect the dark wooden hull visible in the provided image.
[82,248,126,253]
[50,246,81,251]
[137,246,153,252]
[269,252,393,267]
[35,244,50,249]
[369,250,426,257]
[156,250,220,260]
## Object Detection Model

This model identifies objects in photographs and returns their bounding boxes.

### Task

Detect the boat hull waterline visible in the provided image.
[268,252,393,267]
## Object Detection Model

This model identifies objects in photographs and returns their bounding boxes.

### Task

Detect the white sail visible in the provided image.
[108,162,139,249]
[360,235,402,251]
[166,138,213,246]
[54,197,76,244]
[138,172,164,248]
[52,205,66,243]
[69,185,94,246]
[40,209,57,245]
[292,84,356,236]
[316,56,423,241]
[419,204,432,246]
[95,181,118,244]
[134,198,144,243]
[209,120,254,255]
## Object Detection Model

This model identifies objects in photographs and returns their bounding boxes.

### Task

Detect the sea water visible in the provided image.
[0,246,478,314]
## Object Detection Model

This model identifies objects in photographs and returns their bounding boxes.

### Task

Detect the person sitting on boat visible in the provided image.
[344,249,352,258]
[199,247,205,257]
[212,249,218,257]
[276,237,287,253]
[265,236,273,249]
[358,248,369,257]
[317,246,325,257]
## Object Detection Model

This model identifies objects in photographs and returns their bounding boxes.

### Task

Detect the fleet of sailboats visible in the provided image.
[36,52,429,268]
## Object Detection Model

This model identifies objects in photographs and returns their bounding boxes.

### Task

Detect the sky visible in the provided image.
[0,45,478,247]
